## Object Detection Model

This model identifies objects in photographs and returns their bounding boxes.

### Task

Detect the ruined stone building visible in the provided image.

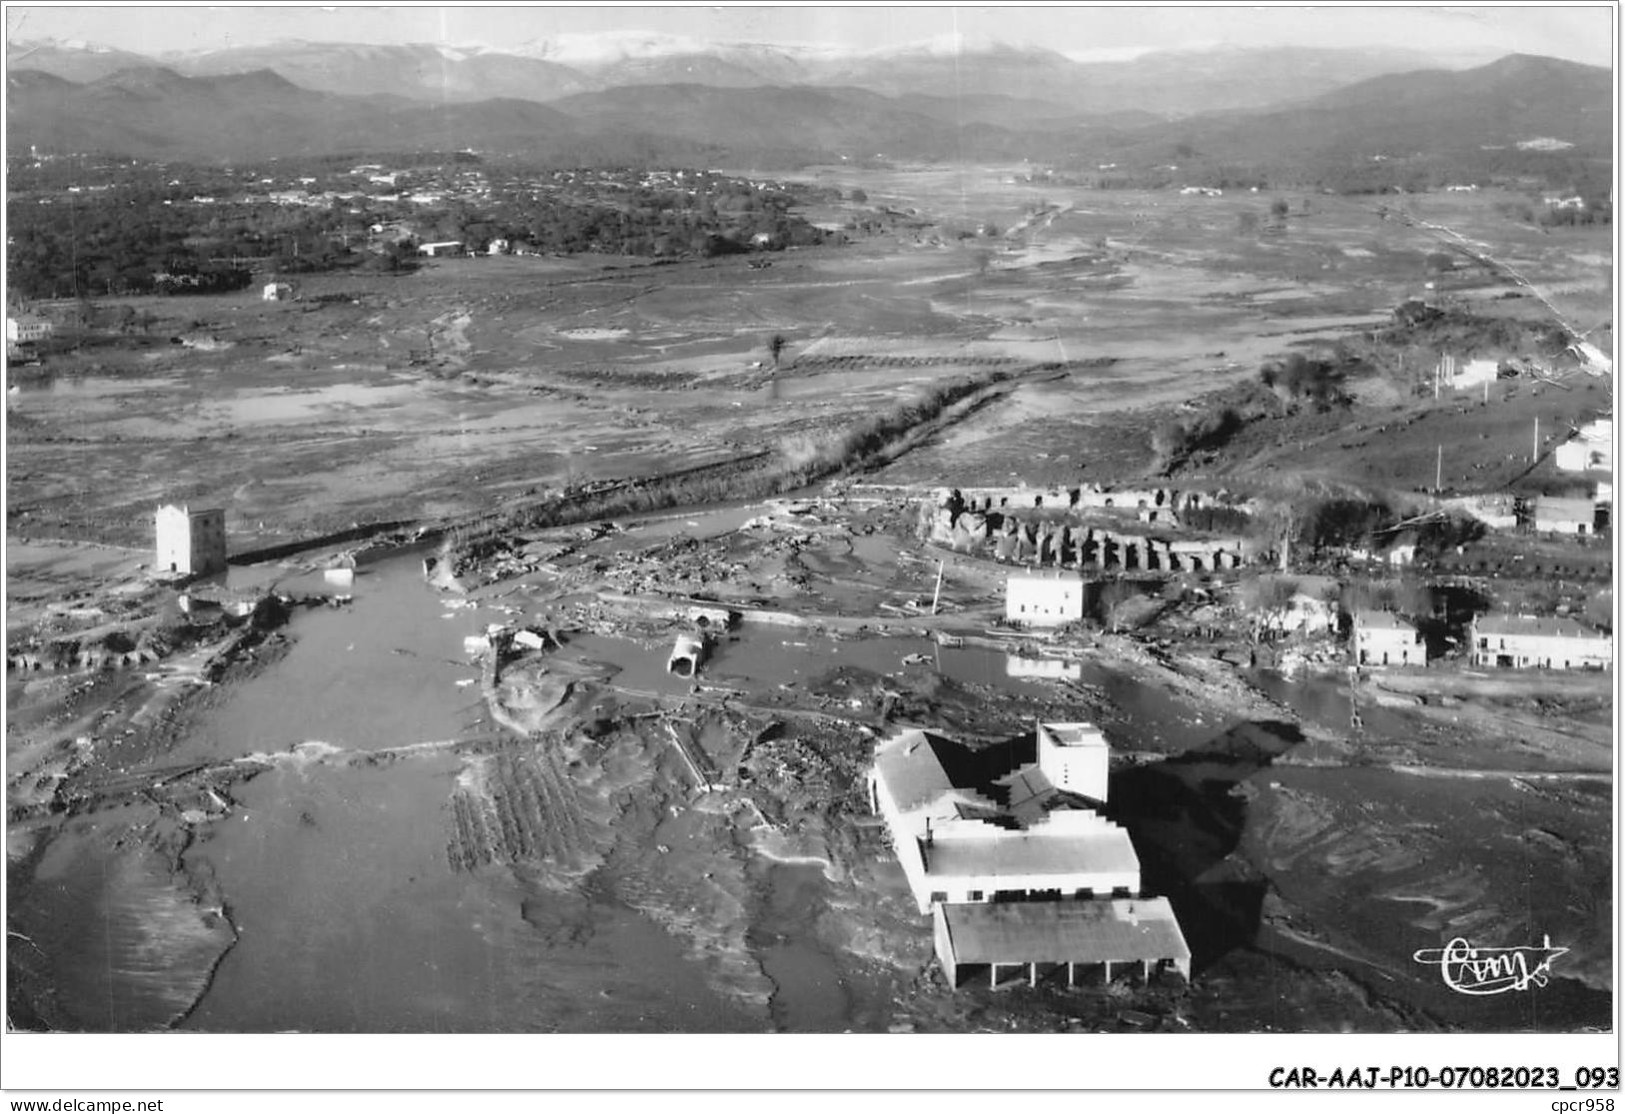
[155,504,227,577]
[925,484,1249,574]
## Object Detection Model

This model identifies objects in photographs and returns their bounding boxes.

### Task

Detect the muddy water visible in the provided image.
[1249,669,1411,738]
[12,813,236,1032]
[569,621,1215,751]
[153,552,762,1031]
[181,754,754,1032]
[175,556,483,761]
[620,503,768,541]
[749,863,852,1032]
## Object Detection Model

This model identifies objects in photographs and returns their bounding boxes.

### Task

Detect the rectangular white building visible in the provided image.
[155,504,227,576]
[1006,569,1085,627]
[1471,614,1612,670]
[1532,496,1596,535]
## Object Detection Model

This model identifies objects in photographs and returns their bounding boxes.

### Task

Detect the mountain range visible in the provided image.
[4,38,1610,180]
[9,36,1486,115]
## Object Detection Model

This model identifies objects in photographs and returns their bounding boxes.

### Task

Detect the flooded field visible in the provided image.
[181,755,755,1032]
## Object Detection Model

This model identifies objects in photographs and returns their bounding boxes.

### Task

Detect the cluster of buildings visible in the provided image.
[868,722,1190,990]
[1004,567,1610,673]
[1328,606,1609,672]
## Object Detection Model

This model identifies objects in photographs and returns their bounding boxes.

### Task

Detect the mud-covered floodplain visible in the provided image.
[6,170,1612,1034]
[7,494,1611,1033]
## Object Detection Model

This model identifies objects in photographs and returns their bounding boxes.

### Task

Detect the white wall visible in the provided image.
[1006,576,1084,626]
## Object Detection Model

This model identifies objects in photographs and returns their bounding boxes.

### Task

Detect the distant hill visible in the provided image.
[1123,54,1611,168]
[1292,52,1612,148]
[1056,44,1469,115]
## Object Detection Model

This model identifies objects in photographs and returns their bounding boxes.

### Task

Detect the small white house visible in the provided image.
[1005,569,1085,627]
[262,282,292,302]
[1352,609,1423,667]
[1555,419,1613,474]
[487,238,510,256]
[1438,353,1499,390]
[417,241,463,257]
[6,315,53,343]
[1532,496,1596,535]
[1382,531,1419,568]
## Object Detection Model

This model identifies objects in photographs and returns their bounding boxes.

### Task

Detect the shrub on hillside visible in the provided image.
[1299,496,1393,555]
[1259,354,1349,411]
[1150,406,1245,474]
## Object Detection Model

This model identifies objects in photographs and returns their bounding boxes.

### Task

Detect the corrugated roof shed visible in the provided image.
[924,821,1140,879]
[940,897,1189,966]
[1475,614,1608,639]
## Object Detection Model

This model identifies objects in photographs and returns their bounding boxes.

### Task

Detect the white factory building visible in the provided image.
[868,722,1190,988]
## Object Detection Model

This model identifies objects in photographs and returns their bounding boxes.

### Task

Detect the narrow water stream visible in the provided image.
[748,863,851,1032]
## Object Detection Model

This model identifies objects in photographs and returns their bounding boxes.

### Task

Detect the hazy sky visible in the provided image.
[5,4,1616,66]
